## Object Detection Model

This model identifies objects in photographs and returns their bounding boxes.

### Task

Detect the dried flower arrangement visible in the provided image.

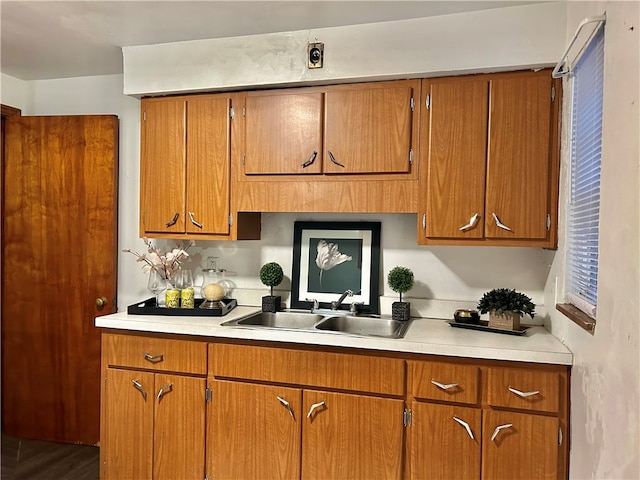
[123,238,195,280]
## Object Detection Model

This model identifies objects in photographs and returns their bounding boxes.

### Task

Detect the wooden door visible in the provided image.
[2,115,118,444]
[301,390,404,479]
[140,97,186,234]
[422,78,488,239]
[208,380,301,480]
[103,369,154,480]
[324,82,415,174]
[185,95,231,235]
[482,410,559,480]
[485,72,552,239]
[244,91,323,175]
[153,373,206,480]
[410,402,481,480]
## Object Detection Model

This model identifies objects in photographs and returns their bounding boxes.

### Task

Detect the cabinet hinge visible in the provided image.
[551,84,556,102]
[229,106,234,119]
[558,426,563,446]
[425,94,431,110]
[228,214,233,226]
[205,387,212,403]
[409,149,414,165]
[403,409,412,427]
[242,153,245,166]
[547,213,551,231]
[410,97,415,112]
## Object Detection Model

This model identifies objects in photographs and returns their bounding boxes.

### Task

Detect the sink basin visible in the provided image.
[314,315,412,339]
[221,311,323,329]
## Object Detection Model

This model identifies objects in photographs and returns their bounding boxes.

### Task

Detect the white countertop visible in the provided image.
[95,306,572,366]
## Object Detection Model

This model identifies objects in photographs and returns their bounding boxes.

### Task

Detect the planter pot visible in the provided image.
[488,310,521,330]
[392,302,411,322]
[262,295,281,313]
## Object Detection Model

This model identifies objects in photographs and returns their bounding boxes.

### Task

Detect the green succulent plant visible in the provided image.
[259,262,284,296]
[477,288,535,318]
[387,266,415,302]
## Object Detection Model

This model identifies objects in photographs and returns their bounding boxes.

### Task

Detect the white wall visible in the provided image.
[1,73,33,113]
[545,1,640,478]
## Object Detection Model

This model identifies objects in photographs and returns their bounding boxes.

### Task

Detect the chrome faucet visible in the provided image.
[331,289,353,310]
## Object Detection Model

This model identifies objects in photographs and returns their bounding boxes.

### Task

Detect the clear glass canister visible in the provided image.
[200,269,226,309]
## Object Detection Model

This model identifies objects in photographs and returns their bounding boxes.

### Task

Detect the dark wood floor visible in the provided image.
[1,434,99,480]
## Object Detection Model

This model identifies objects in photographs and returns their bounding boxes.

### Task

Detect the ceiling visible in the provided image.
[1,1,546,81]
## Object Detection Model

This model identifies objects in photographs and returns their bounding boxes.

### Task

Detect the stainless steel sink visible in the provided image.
[314,315,412,339]
[221,310,324,329]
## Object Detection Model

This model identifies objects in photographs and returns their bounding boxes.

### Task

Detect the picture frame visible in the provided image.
[291,221,381,314]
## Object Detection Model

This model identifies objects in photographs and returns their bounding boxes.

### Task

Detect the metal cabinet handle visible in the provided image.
[306,401,326,419]
[166,212,180,228]
[188,211,203,229]
[144,353,164,363]
[131,379,147,400]
[327,151,345,168]
[277,396,295,419]
[156,383,173,402]
[453,416,475,440]
[301,151,318,168]
[508,386,540,398]
[459,213,480,231]
[431,380,459,390]
[490,423,513,442]
[492,213,512,231]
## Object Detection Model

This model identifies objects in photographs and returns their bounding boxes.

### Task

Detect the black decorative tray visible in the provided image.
[447,320,529,336]
[128,298,237,317]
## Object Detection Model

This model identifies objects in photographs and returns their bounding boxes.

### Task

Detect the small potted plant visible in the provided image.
[477,288,535,330]
[387,266,414,322]
[259,262,284,312]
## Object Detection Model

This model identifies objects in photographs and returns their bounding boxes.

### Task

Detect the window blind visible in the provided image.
[565,25,604,318]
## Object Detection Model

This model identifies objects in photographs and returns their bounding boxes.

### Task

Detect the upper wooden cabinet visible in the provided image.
[242,80,418,176]
[140,95,260,240]
[419,69,560,247]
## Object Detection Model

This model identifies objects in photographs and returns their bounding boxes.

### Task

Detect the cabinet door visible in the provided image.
[103,369,154,480]
[153,374,206,480]
[482,410,559,480]
[208,380,302,479]
[140,97,186,234]
[410,402,481,480]
[325,84,414,174]
[422,78,488,239]
[185,96,231,235]
[302,390,404,479]
[245,91,323,174]
[485,73,552,239]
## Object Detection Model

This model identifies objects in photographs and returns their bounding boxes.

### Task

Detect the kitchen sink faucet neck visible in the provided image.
[331,290,353,311]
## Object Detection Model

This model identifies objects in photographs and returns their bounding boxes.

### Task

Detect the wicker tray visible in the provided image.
[128,297,237,317]
[447,320,529,336]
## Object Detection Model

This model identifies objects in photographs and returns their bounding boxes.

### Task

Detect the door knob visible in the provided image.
[95,297,108,308]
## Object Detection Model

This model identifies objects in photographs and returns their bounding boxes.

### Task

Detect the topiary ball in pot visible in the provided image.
[259,262,284,312]
[387,266,414,322]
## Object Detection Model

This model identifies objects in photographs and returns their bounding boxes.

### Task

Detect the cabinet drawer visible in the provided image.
[103,333,207,375]
[486,367,559,413]
[210,344,405,396]
[410,361,480,405]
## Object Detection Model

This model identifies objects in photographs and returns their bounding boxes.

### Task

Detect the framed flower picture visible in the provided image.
[291,221,381,314]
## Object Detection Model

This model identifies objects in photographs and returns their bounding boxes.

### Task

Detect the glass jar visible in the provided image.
[200,269,226,309]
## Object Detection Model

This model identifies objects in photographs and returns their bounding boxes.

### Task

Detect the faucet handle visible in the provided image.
[306,298,319,310]
[350,302,364,315]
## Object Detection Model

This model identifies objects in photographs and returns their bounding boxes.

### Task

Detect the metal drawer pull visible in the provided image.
[492,213,512,231]
[188,211,203,229]
[459,213,480,231]
[306,401,326,419]
[165,212,180,228]
[508,386,540,398]
[328,151,345,168]
[131,379,147,400]
[144,353,164,363]
[301,151,318,168]
[431,380,459,390]
[156,383,173,402]
[490,423,513,442]
[276,396,295,419]
[453,416,475,440]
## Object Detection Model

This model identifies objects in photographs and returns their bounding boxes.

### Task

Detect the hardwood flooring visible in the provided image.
[1,434,99,480]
